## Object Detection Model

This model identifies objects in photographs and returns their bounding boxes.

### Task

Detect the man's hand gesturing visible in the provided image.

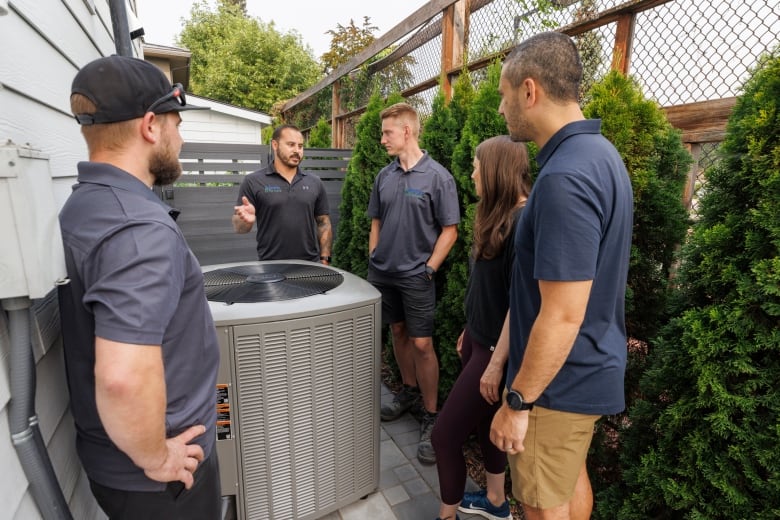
[234,196,256,225]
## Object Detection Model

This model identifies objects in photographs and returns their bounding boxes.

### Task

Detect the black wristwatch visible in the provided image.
[506,388,534,411]
[320,256,332,263]
[425,265,435,280]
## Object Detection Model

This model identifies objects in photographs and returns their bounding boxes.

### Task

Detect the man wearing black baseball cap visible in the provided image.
[58,55,221,519]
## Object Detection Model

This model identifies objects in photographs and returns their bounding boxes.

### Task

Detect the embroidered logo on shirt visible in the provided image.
[404,188,425,200]
[264,186,283,193]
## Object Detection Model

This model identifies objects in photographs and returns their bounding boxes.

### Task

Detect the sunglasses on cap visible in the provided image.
[146,83,187,114]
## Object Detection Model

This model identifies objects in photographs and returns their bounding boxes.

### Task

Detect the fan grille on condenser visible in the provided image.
[203,264,344,304]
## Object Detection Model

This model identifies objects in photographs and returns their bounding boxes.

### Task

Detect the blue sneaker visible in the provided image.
[458,488,511,520]
[461,488,487,505]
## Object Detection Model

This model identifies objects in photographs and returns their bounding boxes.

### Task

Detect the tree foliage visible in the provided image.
[307,117,332,148]
[321,15,415,109]
[579,71,691,513]
[178,0,321,113]
[584,71,691,344]
[321,17,378,74]
[573,0,604,104]
[606,50,780,520]
[419,88,459,175]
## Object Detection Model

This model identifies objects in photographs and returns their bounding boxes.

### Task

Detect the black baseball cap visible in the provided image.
[71,55,207,125]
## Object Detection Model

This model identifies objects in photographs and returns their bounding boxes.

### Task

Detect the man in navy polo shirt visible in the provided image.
[59,55,221,519]
[368,102,460,465]
[489,32,633,520]
[232,124,333,264]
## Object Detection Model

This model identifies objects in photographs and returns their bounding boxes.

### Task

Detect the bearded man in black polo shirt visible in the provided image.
[233,125,333,265]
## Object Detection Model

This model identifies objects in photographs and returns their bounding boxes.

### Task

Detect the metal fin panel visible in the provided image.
[230,304,379,520]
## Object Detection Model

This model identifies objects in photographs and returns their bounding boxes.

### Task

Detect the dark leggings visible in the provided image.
[431,329,507,505]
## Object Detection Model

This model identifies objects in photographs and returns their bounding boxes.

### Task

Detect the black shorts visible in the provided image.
[89,452,221,520]
[367,268,435,338]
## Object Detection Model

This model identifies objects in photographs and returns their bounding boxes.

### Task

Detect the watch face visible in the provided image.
[507,389,532,410]
[507,390,523,410]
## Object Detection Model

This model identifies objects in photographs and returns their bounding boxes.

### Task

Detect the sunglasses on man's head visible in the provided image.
[146,83,187,114]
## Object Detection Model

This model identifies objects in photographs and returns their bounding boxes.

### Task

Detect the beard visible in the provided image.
[150,139,183,186]
[277,150,301,169]
[504,110,537,144]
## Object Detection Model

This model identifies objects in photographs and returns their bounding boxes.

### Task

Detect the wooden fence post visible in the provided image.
[441,0,468,101]
[332,79,343,148]
[611,13,636,74]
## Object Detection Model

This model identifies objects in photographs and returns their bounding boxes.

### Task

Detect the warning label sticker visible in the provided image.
[216,384,231,440]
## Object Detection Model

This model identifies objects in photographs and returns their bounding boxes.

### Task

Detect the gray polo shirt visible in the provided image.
[367,152,460,276]
[58,162,219,492]
[237,165,329,261]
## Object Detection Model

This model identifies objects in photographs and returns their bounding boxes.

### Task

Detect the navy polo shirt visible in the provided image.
[507,120,633,415]
[367,152,460,276]
[237,165,329,261]
[58,162,219,492]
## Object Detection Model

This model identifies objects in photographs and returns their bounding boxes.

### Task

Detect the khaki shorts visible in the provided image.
[508,406,600,509]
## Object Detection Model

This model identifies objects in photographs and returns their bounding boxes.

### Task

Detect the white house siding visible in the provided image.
[0,0,143,518]
[180,97,272,145]
[181,110,264,144]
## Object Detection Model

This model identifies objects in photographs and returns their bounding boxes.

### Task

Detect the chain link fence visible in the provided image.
[285,0,779,179]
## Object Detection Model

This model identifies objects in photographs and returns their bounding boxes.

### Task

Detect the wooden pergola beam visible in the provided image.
[303,0,736,147]
[281,0,460,114]
[663,97,736,143]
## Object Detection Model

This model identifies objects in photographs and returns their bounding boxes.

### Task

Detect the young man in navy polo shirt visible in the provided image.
[368,102,460,464]
[489,32,633,520]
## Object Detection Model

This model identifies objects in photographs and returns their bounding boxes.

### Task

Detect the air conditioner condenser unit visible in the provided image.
[203,261,381,520]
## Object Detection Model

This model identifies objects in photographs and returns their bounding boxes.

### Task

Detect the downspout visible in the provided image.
[109,0,133,56]
[4,297,73,520]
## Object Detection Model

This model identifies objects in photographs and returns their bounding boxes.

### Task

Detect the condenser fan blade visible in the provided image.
[203,263,344,303]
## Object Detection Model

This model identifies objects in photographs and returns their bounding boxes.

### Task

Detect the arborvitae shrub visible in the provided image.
[420,88,459,174]
[611,50,780,520]
[333,91,404,276]
[580,71,691,515]
[584,71,691,343]
[307,117,332,148]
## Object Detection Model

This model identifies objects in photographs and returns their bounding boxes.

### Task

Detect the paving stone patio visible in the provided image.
[316,384,487,520]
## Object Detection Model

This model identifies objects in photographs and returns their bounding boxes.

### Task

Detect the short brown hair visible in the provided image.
[70,93,137,153]
[503,31,582,103]
[380,102,420,138]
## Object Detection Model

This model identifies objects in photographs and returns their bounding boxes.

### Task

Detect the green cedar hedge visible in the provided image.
[581,70,692,516]
[607,50,780,520]
[307,117,332,148]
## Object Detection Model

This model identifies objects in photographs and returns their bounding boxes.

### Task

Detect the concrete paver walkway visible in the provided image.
[319,384,487,520]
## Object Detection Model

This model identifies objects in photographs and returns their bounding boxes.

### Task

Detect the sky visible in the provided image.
[134,0,430,60]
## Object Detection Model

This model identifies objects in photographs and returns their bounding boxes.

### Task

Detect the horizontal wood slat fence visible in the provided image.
[158,143,352,266]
